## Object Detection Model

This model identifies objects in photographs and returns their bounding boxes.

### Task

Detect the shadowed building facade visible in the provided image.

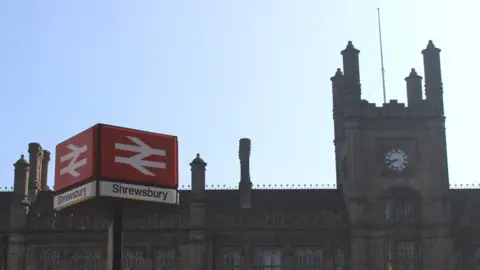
[0,41,475,270]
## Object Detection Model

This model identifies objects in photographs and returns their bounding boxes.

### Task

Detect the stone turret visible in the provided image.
[405,68,423,107]
[422,40,444,115]
[13,155,29,203]
[8,155,30,270]
[183,153,208,270]
[341,41,361,102]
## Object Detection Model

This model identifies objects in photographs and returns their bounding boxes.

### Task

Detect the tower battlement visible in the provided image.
[345,98,439,119]
[331,41,444,129]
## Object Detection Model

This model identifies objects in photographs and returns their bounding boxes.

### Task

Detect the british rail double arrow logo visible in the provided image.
[59,144,88,177]
[114,136,167,176]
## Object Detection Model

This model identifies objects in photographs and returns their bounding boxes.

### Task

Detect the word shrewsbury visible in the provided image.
[111,184,169,201]
[56,187,88,205]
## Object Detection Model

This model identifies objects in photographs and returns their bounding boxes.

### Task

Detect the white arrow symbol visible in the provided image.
[114,136,167,176]
[59,144,88,177]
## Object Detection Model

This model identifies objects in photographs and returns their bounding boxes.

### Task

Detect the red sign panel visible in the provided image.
[99,125,178,188]
[54,126,96,191]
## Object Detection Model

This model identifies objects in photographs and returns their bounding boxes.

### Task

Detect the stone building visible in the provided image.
[0,40,476,270]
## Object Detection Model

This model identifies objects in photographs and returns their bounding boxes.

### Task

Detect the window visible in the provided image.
[71,251,101,270]
[397,242,417,270]
[383,186,419,223]
[295,248,322,270]
[123,250,144,270]
[342,157,348,182]
[153,249,175,270]
[254,249,281,270]
[222,249,241,270]
[475,249,480,270]
[384,242,420,270]
[334,249,345,270]
[37,251,59,270]
[454,250,463,270]
[385,200,416,222]
[384,242,393,270]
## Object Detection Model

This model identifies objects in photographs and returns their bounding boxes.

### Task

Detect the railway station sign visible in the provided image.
[53,124,179,210]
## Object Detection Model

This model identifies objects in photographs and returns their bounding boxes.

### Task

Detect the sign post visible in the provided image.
[53,124,179,270]
[107,209,123,270]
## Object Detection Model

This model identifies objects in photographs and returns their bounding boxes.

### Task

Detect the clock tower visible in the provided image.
[331,41,453,270]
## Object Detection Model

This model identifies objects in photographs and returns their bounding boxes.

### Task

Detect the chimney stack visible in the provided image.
[28,142,43,202]
[239,138,252,209]
[40,150,51,190]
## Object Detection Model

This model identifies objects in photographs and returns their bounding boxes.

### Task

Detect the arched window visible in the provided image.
[454,250,463,270]
[295,248,323,269]
[384,241,420,270]
[153,249,175,270]
[123,249,144,270]
[334,248,345,270]
[37,251,59,270]
[254,249,281,270]
[475,249,480,270]
[71,251,101,270]
[383,186,420,223]
[221,249,241,270]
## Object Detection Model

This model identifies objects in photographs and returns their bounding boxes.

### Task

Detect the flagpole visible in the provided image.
[377,8,387,103]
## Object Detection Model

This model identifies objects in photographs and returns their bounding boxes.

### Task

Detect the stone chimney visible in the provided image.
[28,143,43,202]
[40,150,51,190]
[239,138,252,208]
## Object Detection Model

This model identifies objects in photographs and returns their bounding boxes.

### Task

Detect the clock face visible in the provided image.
[384,148,408,172]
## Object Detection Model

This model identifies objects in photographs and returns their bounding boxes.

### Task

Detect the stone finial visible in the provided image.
[14,155,28,166]
[190,153,207,166]
[331,68,344,81]
[426,40,436,49]
[405,68,422,80]
[335,68,343,77]
[422,40,441,54]
[239,138,251,161]
[346,41,355,49]
[341,41,360,55]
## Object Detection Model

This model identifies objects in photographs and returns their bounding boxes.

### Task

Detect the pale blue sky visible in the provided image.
[0,1,478,190]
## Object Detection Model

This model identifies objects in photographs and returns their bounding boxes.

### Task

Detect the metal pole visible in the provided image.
[377,8,387,103]
[107,209,123,270]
